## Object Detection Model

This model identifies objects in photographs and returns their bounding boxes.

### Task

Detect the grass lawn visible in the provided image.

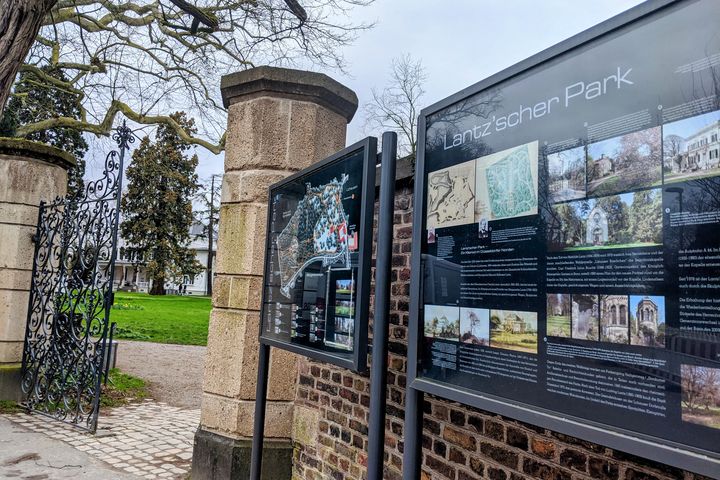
[101,369,149,409]
[547,315,571,337]
[563,242,660,251]
[111,292,211,345]
[490,331,538,354]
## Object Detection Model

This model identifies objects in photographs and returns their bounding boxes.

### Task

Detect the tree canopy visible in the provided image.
[4,0,373,153]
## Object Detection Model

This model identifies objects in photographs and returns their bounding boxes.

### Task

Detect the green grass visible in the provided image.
[101,368,148,408]
[563,242,660,251]
[111,292,211,345]
[547,315,571,337]
[0,400,22,414]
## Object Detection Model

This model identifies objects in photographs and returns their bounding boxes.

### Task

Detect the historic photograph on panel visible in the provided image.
[546,293,572,338]
[426,159,476,229]
[630,295,666,347]
[475,141,539,222]
[547,189,662,252]
[547,146,586,203]
[586,126,662,197]
[682,365,720,431]
[599,295,630,344]
[460,307,490,345]
[489,310,538,354]
[571,294,599,341]
[663,109,720,184]
[424,305,460,340]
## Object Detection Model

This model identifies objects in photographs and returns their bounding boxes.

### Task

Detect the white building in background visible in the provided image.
[669,120,720,173]
[108,223,215,296]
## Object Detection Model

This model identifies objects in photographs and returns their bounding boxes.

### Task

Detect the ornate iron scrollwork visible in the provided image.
[20,122,134,432]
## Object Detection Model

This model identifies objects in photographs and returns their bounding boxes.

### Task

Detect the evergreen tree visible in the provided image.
[121,112,202,295]
[0,66,87,200]
[629,190,663,244]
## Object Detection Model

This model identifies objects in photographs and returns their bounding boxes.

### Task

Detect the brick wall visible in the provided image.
[291,177,713,480]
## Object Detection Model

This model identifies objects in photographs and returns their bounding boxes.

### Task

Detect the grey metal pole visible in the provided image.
[402,386,424,480]
[367,131,397,480]
[249,342,271,480]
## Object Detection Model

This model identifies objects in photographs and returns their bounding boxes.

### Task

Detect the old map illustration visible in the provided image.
[276,175,350,297]
[475,141,538,221]
[426,159,476,229]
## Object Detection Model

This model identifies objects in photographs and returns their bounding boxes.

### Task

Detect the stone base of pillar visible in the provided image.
[0,363,23,402]
[191,428,292,480]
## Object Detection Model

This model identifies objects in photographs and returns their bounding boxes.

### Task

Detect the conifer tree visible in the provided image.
[0,65,87,200]
[121,112,201,295]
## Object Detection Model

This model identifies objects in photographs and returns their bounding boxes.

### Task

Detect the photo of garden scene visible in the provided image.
[586,126,662,197]
[571,294,599,341]
[630,295,665,347]
[682,365,720,430]
[490,310,538,354]
[663,109,720,184]
[547,146,586,203]
[424,304,460,340]
[546,293,571,337]
[460,307,490,345]
[548,188,662,251]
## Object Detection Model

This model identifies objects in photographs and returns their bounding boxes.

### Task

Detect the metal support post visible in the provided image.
[367,131,398,480]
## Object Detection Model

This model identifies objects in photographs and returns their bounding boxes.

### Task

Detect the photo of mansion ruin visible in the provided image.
[587,126,662,197]
[664,109,720,184]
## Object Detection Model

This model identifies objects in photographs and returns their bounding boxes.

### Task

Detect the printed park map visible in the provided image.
[276,175,351,297]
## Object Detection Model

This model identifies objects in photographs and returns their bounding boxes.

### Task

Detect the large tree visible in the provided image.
[121,111,201,295]
[2,0,372,152]
[363,54,426,158]
[1,65,87,200]
[194,173,221,297]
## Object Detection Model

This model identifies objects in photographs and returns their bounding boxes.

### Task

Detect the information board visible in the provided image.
[260,137,376,372]
[410,0,720,473]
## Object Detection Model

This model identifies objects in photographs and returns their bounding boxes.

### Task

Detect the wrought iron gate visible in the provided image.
[20,123,134,432]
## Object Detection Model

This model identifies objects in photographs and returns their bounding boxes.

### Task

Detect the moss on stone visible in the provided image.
[0,137,75,170]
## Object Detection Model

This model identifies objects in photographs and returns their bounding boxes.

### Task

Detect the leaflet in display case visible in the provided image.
[408,0,720,475]
[259,137,376,372]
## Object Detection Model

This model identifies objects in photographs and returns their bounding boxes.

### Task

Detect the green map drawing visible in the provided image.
[276,175,350,298]
[485,144,537,219]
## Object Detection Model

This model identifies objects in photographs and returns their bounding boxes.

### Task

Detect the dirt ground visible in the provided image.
[115,340,206,408]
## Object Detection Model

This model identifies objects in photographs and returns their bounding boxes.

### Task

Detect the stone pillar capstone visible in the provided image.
[0,139,74,400]
[191,66,357,480]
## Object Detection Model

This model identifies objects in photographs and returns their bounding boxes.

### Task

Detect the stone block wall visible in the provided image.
[290,177,713,480]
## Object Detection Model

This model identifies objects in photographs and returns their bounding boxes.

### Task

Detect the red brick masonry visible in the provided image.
[292,178,714,480]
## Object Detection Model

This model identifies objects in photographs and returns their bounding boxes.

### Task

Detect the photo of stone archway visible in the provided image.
[599,295,629,344]
[630,295,666,347]
[586,126,662,197]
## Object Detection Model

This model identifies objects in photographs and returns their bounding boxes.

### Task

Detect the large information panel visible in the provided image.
[412,0,720,472]
[260,137,376,372]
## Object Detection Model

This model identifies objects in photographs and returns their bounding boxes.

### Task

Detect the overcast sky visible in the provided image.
[92,0,646,182]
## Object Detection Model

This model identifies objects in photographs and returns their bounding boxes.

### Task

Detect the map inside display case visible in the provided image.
[259,138,375,371]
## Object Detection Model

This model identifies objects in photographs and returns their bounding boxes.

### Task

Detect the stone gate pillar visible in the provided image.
[191,67,357,479]
[0,139,73,400]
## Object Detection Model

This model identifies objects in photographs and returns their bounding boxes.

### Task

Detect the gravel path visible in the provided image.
[115,340,206,408]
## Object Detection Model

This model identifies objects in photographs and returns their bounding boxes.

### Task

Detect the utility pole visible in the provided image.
[205,174,221,297]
